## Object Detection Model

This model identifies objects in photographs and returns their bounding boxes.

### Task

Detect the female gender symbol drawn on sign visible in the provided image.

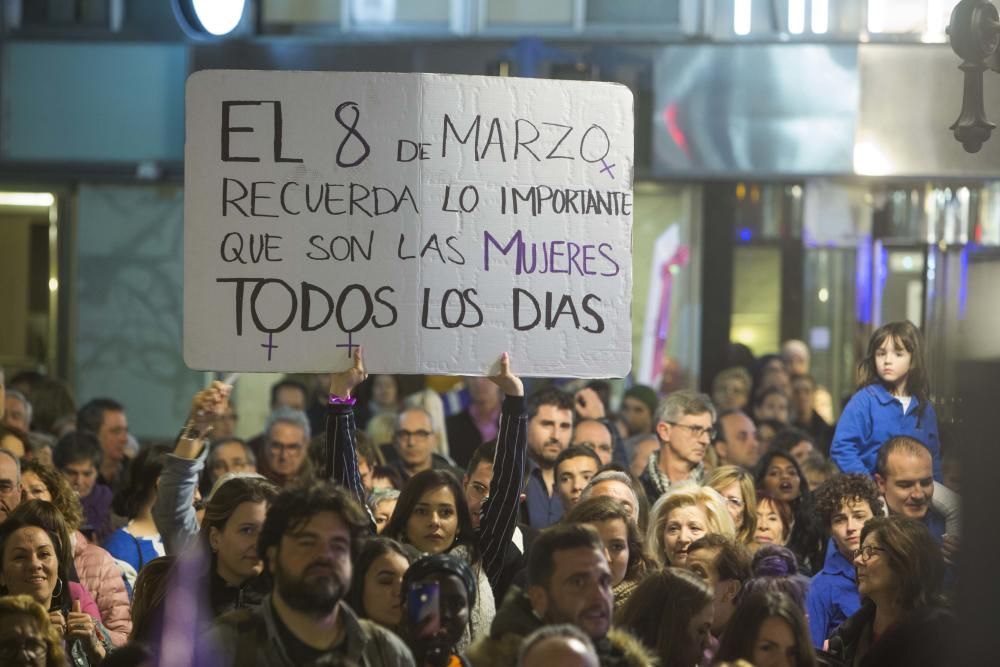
[261,333,278,361]
[335,331,360,358]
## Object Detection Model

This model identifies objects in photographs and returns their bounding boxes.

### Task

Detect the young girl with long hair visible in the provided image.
[104,444,173,572]
[713,590,818,667]
[347,537,414,630]
[618,568,714,667]
[563,496,656,612]
[831,321,941,480]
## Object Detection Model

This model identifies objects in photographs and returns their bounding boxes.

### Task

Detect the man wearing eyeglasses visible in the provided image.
[390,407,463,484]
[261,406,311,488]
[639,390,716,503]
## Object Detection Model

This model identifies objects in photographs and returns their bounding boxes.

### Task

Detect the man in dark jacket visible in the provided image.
[467,523,654,667]
[205,484,414,667]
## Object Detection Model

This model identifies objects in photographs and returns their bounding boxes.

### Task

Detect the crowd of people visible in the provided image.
[0,319,960,666]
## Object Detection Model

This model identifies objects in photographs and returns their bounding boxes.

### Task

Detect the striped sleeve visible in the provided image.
[477,394,527,593]
[327,402,368,510]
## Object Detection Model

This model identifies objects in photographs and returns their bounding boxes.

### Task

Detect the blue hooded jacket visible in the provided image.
[830,384,941,481]
[807,538,860,648]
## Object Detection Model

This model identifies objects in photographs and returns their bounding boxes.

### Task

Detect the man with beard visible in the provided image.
[522,388,575,529]
[468,523,654,667]
[207,483,414,666]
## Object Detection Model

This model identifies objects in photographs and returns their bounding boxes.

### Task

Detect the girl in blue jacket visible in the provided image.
[830,321,941,481]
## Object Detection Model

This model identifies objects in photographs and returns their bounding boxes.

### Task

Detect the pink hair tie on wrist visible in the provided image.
[328,394,357,406]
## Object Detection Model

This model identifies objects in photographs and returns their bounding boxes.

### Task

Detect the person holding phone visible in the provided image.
[328,349,527,648]
[401,553,477,667]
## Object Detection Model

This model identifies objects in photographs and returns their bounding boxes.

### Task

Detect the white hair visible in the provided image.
[265,406,311,441]
[0,447,21,483]
[655,389,717,427]
[782,339,810,363]
[5,390,32,427]
[579,470,639,508]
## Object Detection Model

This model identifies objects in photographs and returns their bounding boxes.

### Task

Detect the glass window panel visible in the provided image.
[351,0,450,25]
[867,0,928,34]
[874,244,925,326]
[0,202,56,371]
[486,0,574,26]
[585,0,681,26]
[631,182,702,390]
[262,0,341,25]
[732,183,803,242]
[802,248,857,421]
[978,184,1000,246]
[730,246,782,356]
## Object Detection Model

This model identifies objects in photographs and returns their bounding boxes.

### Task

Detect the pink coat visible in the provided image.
[73,530,132,646]
[68,581,101,620]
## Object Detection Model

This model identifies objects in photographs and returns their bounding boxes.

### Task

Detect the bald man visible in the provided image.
[519,625,599,667]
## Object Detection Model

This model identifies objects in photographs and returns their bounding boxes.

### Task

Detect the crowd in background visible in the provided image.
[0,320,959,667]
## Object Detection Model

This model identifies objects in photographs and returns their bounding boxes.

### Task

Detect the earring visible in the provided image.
[51,578,63,599]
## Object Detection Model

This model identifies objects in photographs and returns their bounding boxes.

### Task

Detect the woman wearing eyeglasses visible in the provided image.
[705,466,757,546]
[827,516,953,666]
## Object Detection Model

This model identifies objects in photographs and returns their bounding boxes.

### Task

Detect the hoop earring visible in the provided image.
[51,578,63,600]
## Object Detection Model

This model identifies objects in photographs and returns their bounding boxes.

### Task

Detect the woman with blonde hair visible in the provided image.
[704,466,757,546]
[0,594,67,667]
[648,483,736,567]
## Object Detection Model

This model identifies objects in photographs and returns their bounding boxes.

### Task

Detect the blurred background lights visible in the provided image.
[175,0,247,37]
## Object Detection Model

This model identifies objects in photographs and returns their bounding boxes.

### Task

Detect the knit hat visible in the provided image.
[623,385,658,417]
[402,553,477,608]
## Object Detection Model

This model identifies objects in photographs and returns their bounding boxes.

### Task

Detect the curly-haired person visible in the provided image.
[805,473,882,648]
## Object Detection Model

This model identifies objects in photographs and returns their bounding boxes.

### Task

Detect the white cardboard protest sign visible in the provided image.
[184,71,633,376]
